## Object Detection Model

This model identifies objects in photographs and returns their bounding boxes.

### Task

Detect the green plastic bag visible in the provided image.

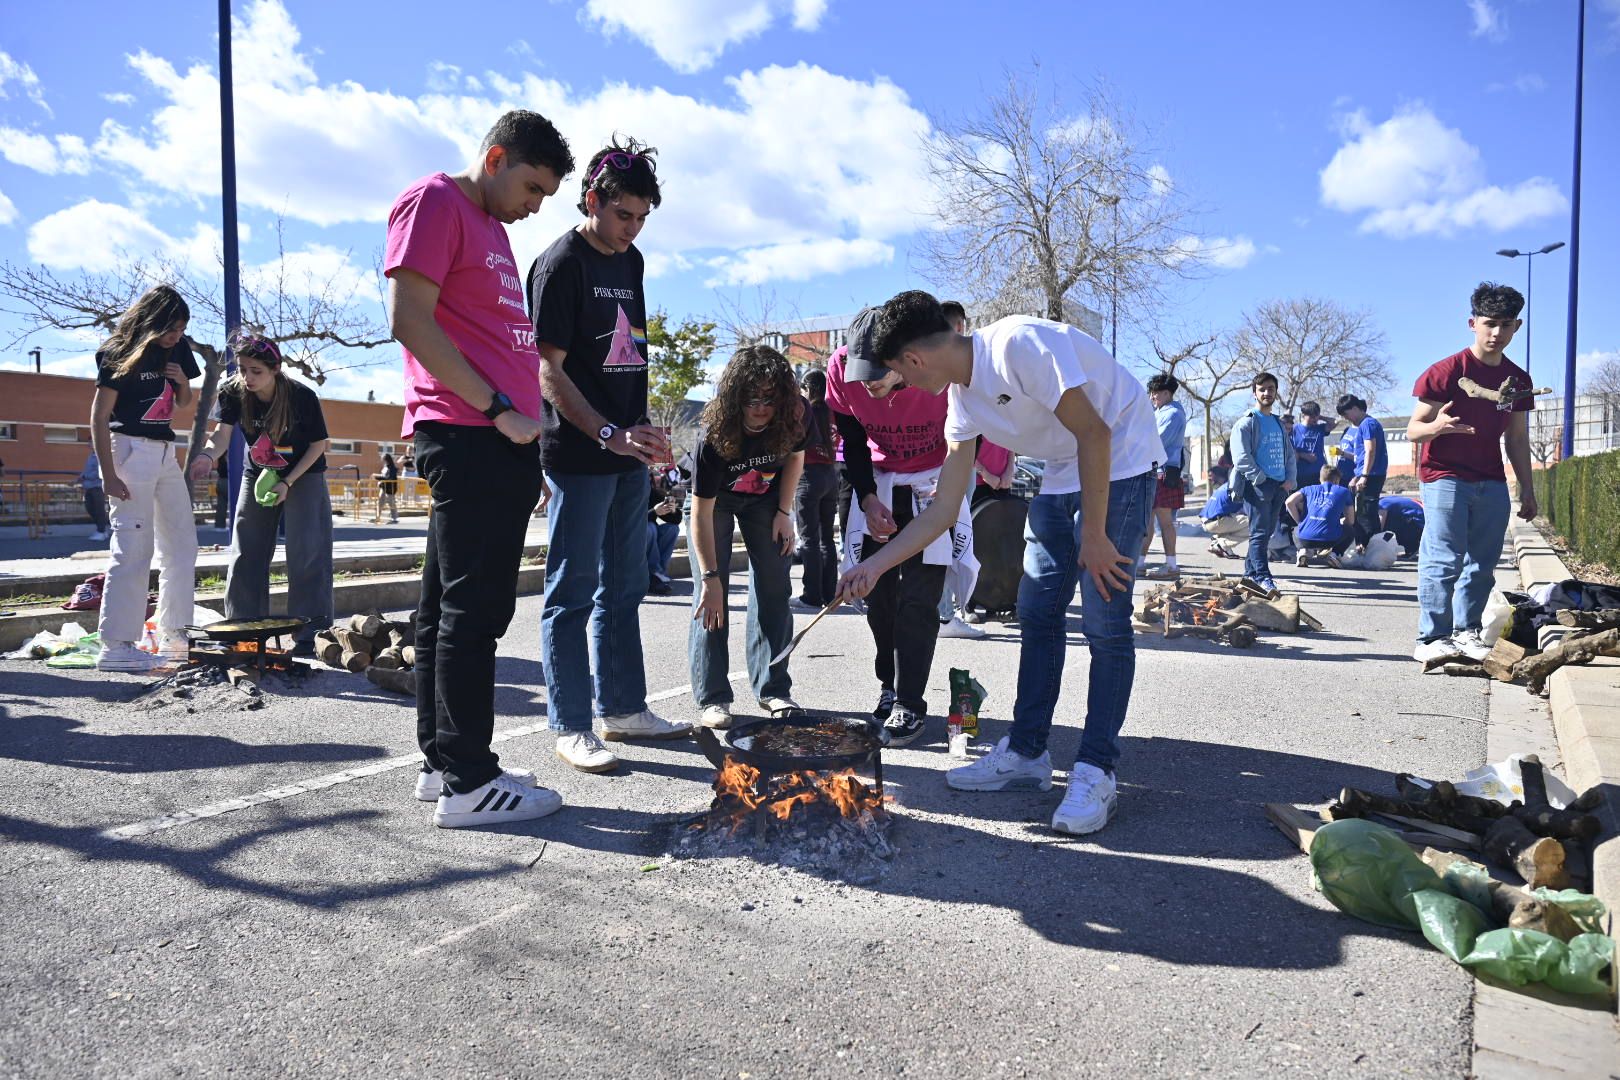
[254,468,283,507]
[1310,819,1614,996]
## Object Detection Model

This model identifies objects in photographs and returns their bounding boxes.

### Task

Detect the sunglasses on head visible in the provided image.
[587,151,652,185]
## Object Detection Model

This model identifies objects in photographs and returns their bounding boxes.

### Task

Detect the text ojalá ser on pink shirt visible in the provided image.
[823,346,949,473]
[383,172,542,438]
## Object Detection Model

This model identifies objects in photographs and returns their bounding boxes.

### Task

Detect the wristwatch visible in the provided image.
[482,391,514,421]
[597,423,618,449]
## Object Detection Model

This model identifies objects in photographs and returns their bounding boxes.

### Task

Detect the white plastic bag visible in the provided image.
[1404,754,1578,809]
[1481,591,1514,646]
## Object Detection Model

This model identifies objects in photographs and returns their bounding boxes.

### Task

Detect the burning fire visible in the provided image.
[711,755,884,832]
[1169,594,1224,626]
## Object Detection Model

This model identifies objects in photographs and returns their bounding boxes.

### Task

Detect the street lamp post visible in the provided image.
[1099,194,1120,357]
[1494,241,1565,379]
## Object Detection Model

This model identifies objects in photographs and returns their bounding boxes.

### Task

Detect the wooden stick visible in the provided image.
[1512,627,1620,692]
[1555,607,1620,632]
[768,599,840,665]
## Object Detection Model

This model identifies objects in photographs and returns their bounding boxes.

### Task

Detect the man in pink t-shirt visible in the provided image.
[1406,281,1536,666]
[826,308,954,746]
[383,110,573,830]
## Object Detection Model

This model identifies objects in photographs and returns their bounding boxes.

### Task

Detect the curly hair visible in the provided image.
[578,134,661,216]
[700,345,804,463]
[871,290,951,364]
[1146,373,1179,395]
[1471,281,1525,319]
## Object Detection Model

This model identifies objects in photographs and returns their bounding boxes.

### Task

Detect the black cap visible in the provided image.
[840,307,887,383]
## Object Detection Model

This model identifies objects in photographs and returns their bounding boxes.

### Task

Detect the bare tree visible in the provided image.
[921,70,1202,335]
[1153,335,1243,489]
[1230,298,1392,415]
[0,231,390,465]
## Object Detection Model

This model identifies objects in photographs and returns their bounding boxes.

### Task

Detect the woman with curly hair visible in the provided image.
[689,345,807,728]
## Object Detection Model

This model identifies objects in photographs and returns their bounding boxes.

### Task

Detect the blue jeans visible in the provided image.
[1242,478,1285,584]
[688,491,793,705]
[1008,472,1152,772]
[1417,478,1510,643]
[646,520,678,582]
[542,468,650,731]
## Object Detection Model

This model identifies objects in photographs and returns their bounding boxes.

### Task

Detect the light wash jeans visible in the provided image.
[542,468,650,731]
[1007,471,1153,773]
[99,433,198,642]
[646,520,679,583]
[1417,478,1510,643]
[688,491,793,705]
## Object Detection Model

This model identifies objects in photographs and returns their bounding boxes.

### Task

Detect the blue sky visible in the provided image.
[0,0,1615,421]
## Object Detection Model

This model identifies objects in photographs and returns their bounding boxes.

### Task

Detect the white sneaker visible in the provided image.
[1051,762,1118,835]
[601,709,692,742]
[1453,628,1491,662]
[1295,549,1309,567]
[97,641,156,672]
[946,736,1053,792]
[699,704,733,729]
[415,765,538,802]
[938,615,987,640]
[1413,637,1461,665]
[556,731,620,773]
[158,632,190,661]
[433,772,562,828]
[87,531,107,542]
[758,696,804,716]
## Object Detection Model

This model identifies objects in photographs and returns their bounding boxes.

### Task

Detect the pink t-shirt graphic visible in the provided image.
[140,382,175,424]
[602,304,648,368]
[384,173,543,437]
[249,433,291,470]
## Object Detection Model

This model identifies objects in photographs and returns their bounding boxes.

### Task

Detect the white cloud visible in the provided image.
[0,127,91,174]
[1577,348,1618,383]
[1487,73,1545,94]
[243,243,372,300]
[1319,103,1566,237]
[1147,164,1173,199]
[581,0,829,74]
[1469,0,1506,39]
[703,237,891,286]
[1169,235,1263,270]
[0,51,50,115]
[25,199,219,272]
[102,91,137,106]
[0,187,16,227]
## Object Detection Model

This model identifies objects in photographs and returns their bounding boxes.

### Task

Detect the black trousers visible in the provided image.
[413,422,543,794]
[1352,474,1386,546]
[861,485,946,714]
[794,463,839,605]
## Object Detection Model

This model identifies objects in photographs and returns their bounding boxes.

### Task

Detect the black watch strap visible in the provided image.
[482,391,513,421]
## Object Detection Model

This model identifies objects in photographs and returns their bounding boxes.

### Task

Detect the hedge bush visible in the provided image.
[1534,447,1620,573]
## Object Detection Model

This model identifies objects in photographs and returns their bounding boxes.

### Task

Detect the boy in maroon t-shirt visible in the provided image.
[1406,281,1536,665]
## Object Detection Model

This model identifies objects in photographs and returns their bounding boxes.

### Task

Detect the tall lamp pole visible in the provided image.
[1561,0,1585,460]
[1493,241,1565,379]
[1099,194,1121,357]
[219,0,244,534]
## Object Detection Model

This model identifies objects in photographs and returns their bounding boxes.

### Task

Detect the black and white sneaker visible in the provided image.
[433,772,562,828]
[884,706,926,747]
[415,765,539,802]
[871,687,896,722]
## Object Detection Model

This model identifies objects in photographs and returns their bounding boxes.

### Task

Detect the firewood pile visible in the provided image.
[1267,754,1603,894]
[313,611,416,695]
[1132,574,1323,647]
[1468,608,1620,692]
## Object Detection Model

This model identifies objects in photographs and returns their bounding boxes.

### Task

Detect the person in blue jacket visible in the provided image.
[1199,484,1248,559]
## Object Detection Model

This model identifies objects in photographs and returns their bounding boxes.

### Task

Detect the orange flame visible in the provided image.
[710,755,884,829]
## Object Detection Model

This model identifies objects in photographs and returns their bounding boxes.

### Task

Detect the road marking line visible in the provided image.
[411,901,532,957]
[97,671,747,843]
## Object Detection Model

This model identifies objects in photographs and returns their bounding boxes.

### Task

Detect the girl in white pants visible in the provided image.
[90,285,200,672]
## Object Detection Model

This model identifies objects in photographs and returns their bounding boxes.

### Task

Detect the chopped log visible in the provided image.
[372,647,404,671]
[346,612,385,639]
[1332,787,1498,835]
[1481,638,1527,681]
[1482,815,1570,889]
[338,649,370,673]
[1508,755,1603,841]
[365,665,415,696]
[1420,849,1583,942]
[400,645,416,667]
[317,640,343,667]
[1512,626,1620,692]
[1233,596,1301,633]
[1554,607,1620,632]
[1393,775,1510,821]
[1438,662,1491,677]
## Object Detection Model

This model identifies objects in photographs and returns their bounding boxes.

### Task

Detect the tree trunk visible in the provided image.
[185,344,224,472]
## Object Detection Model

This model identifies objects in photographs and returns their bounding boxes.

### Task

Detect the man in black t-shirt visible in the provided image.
[530,137,689,774]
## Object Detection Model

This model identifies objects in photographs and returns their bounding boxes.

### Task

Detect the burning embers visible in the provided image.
[1134,578,1259,648]
[677,719,896,883]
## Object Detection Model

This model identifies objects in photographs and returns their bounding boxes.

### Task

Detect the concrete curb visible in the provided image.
[0,545,746,652]
[1507,519,1620,969]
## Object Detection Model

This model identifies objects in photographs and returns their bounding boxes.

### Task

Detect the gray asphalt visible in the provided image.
[0,525,1488,1078]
